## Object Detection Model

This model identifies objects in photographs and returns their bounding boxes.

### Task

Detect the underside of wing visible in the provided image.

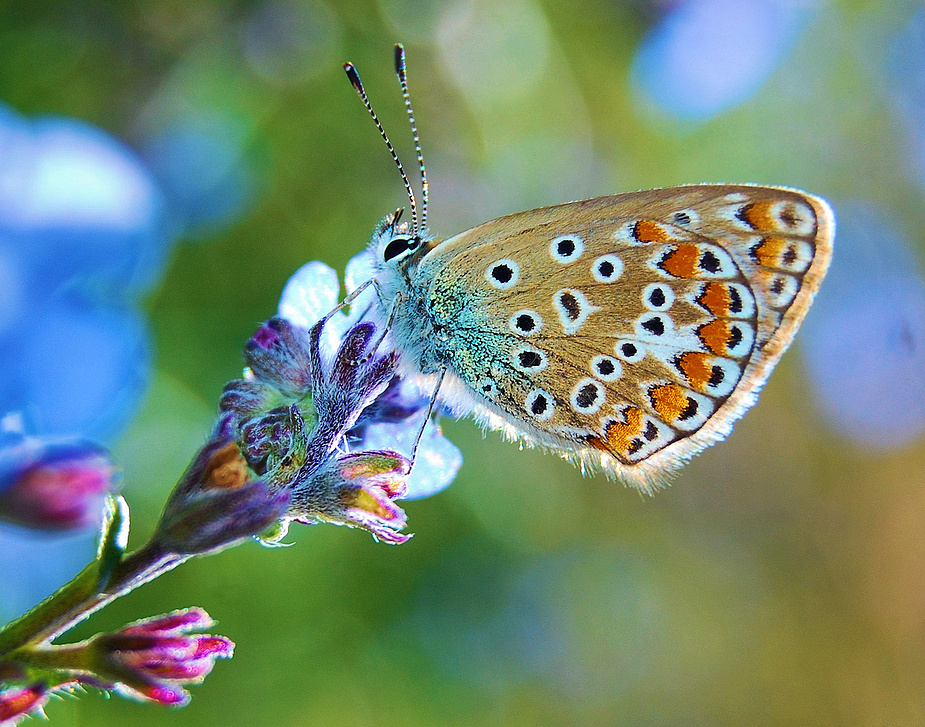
[422,185,834,491]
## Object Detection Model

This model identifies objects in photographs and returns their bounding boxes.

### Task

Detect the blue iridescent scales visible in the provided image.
[369,184,834,491]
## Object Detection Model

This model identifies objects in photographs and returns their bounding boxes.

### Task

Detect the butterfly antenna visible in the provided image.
[344,60,419,234]
[393,44,429,233]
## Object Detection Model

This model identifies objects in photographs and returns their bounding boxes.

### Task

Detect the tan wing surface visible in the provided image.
[421,184,833,489]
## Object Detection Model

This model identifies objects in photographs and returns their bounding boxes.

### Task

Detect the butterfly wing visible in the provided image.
[420,184,833,490]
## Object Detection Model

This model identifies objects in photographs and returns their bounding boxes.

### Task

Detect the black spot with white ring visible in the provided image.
[512,345,548,373]
[509,309,543,336]
[637,314,670,338]
[570,378,606,415]
[485,258,520,290]
[700,249,722,274]
[592,254,623,283]
[526,389,555,421]
[550,235,584,263]
[615,340,646,363]
[553,288,599,334]
[642,282,675,312]
[590,354,622,382]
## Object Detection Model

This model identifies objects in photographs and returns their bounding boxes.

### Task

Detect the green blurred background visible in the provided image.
[4,0,925,724]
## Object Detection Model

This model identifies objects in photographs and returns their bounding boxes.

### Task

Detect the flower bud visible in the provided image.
[84,608,233,706]
[0,440,118,531]
[154,428,288,556]
[0,683,48,724]
[288,451,412,544]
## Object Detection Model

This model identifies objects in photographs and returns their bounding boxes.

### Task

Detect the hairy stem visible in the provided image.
[0,541,188,656]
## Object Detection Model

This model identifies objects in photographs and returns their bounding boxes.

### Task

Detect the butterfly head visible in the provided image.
[370,207,424,273]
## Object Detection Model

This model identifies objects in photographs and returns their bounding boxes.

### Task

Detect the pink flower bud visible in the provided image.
[0,683,48,724]
[0,441,118,531]
[88,608,234,707]
[290,450,412,544]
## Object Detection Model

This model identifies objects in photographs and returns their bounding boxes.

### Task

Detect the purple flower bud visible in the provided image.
[220,317,396,492]
[289,450,412,544]
[218,378,282,425]
[278,253,462,501]
[242,317,314,396]
[0,440,118,531]
[155,432,289,556]
[300,319,396,476]
[85,608,233,707]
[0,683,48,724]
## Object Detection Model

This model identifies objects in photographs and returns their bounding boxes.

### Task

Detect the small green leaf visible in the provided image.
[255,518,293,547]
[95,495,130,590]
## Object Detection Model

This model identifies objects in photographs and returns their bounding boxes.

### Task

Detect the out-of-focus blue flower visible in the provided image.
[140,111,256,239]
[0,105,168,443]
[630,0,818,122]
[6,297,149,442]
[802,204,925,449]
[278,251,462,500]
[0,103,174,620]
[0,113,170,296]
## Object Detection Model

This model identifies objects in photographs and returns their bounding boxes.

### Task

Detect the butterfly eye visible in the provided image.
[383,235,415,262]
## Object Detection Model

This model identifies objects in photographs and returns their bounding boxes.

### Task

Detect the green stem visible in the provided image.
[0,540,188,656]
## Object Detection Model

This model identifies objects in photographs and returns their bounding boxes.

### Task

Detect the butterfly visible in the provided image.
[344,46,834,492]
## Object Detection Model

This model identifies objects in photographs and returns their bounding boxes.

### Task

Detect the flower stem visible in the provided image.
[0,540,188,656]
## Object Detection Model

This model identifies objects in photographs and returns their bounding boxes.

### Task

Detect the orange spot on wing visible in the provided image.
[749,236,788,267]
[658,244,700,278]
[648,384,689,421]
[589,407,646,459]
[633,220,670,242]
[697,319,732,355]
[697,282,731,316]
[738,201,777,230]
[676,352,713,391]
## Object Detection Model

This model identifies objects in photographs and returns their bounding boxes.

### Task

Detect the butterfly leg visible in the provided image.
[354,290,404,365]
[409,368,447,468]
[318,278,376,325]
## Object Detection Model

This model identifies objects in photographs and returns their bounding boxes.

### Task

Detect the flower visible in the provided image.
[0,682,48,725]
[217,245,463,543]
[290,450,413,544]
[19,608,234,708]
[0,436,118,532]
[801,204,925,448]
[0,102,177,620]
[153,418,290,556]
[278,252,462,500]
[0,106,166,442]
[220,314,414,543]
[630,0,818,122]
[887,8,925,200]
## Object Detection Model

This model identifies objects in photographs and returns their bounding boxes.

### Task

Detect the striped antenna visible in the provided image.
[344,60,419,234]
[393,44,429,233]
